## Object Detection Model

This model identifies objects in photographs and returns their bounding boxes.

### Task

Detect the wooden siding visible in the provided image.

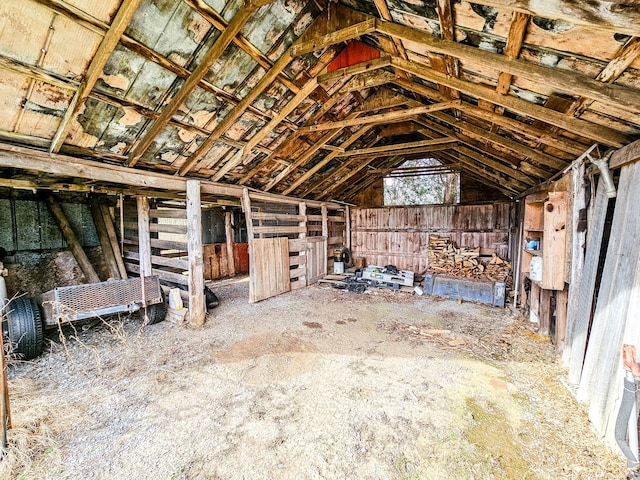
[351,202,514,272]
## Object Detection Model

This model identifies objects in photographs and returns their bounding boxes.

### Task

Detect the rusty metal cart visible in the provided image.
[2,276,166,360]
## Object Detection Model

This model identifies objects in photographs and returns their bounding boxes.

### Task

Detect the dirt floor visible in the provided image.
[2,280,627,479]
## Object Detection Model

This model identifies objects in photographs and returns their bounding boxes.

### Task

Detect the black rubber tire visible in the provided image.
[342,248,354,268]
[144,290,167,325]
[6,297,44,360]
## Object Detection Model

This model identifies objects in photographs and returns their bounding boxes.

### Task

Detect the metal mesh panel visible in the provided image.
[41,277,162,325]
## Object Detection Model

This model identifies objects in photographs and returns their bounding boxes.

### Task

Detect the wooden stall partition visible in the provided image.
[118,199,190,287]
[351,202,512,272]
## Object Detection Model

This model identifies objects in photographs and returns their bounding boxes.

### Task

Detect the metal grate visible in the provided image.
[41,276,162,325]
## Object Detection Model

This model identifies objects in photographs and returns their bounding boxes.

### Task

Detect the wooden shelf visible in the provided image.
[524,249,542,256]
[525,229,544,233]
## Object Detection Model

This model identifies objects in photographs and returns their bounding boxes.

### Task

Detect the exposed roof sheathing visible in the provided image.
[0,0,638,201]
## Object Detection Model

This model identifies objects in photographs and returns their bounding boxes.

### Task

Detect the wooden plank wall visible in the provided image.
[245,197,345,291]
[119,200,190,287]
[576,160,640,443]
[351,203,513,272]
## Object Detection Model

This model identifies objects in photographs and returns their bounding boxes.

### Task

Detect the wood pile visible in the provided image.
[426,235,512,287]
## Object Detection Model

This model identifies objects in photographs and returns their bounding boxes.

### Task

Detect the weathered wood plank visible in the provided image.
[187,180,205,325]
[250,237,290,303]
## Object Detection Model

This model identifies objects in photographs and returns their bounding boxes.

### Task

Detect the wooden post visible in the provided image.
[90,201,121,280]
[242,188,256,301]
[225,211,236,277]
[187,180,205,325]
[539,288,552,336]
[555,286,569,352]
[321,203,328,238]
[298,202,307,287]
[136,196,152,278]
[345,205,351,250]
[45,195,100,283]
[101,205,127,279]
[529,281,540,325]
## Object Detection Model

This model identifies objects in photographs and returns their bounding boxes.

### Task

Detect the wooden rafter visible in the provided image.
[297,101,460,134]
[393,77,588,156]
[127,3,269,167]
[426,111,567,169]
[378,22,640,113]
[430,0,460,100]
[391,57,629,147]
[334,137,456,157]
[496,11,530,95]
[210,78,319,182]
[414,122,538,186]
[49,0,142,153]
[467,0,640,37]
[569,37,640,117]
[282,126,373,195]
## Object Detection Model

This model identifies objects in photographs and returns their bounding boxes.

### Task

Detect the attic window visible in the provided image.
[384,158,459,206]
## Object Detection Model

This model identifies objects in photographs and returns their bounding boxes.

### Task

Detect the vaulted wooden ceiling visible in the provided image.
[0,0,638,201]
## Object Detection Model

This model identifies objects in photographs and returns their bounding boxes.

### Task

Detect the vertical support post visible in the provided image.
[136,196,152,278]
[187,180,205,325]
[299,202,307,286]
[100,205,127,279]
[539,288,552,336]
[555,286,569,352]
[529,282,540,325]
[321,203,328,238]
[90,200,121,280]
[241,188,256,301]
[225,211,236,278]
[345,205,351,250]
[46,195,101,283]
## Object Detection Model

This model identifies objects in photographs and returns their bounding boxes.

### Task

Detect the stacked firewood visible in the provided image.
[426,235,512,287]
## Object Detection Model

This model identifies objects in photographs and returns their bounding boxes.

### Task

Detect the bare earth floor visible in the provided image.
[3,281,626,479]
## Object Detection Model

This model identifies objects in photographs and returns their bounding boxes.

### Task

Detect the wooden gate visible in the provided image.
[249,237,290,303]
[306,237,327,285]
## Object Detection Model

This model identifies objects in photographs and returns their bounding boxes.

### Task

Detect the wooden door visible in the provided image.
[306,237,327,285]
[249,237,290,303]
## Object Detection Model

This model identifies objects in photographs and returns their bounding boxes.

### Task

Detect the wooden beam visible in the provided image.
[178,47,293,176]
[393,77,589,156]
[291,18,377,57]
[183,0,301,95]
[569,37,640,117]
[46,195,101,283]
[210,77,319,182]
[50,0,142,153]
[127,4,264,167]
[100,205,128,279]
[0,143,341,209]
[335,137,456,157]
[610,139,640,170]
[225,211,236,278]
[283,126,373,195]
[263,110,367,192]
[378,22,640,113]
[391,57,629,147]
[317,56,392,85]
[427,111,568,169]
[186,180,206,325]
[467,0,640,37]
[496,12,530,95]
[136,196,152,278]
[298,101,460,134]
[91,201,121,280]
